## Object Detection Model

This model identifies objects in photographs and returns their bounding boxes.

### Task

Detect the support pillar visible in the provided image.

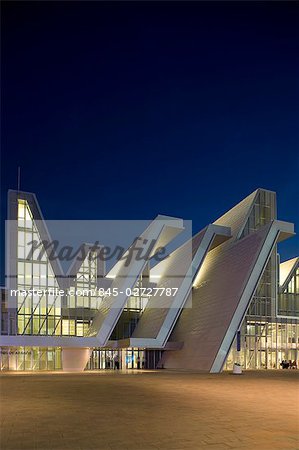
[61,347,92,372]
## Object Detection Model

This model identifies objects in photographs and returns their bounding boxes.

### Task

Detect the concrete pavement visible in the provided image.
[0,370,298,450]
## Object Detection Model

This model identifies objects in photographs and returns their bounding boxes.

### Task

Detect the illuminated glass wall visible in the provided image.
[110,274,149,340]
[17,199,63,336]
[15,199,150,342]
[225,191,299,369]
[62,250,101,336]
[0,347,61,371]
[278,267,299,317]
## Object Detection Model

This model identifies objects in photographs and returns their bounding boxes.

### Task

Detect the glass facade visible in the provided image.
[16,200,104,338]
[0,347,61,371]
[1,190,297,372]
[225,191,299,370]
[0,288,16,335]
[1,199,152,370]
[278,267,299,317]
[86,348,146,370]
[225,320,299,370]
[110,275,149,340]
[239,190,276,239]
[17,200,63,336]
[62,250,101,336]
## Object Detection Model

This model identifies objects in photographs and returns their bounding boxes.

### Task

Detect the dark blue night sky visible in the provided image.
[1,1,298,276]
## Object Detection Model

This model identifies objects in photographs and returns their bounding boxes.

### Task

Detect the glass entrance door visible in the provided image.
[125,348,144,369]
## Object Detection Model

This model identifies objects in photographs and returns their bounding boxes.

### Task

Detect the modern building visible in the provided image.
[0,188,298,372]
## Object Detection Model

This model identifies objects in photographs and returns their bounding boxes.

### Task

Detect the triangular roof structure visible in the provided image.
[279,257,299,291]
[161,189,294,372]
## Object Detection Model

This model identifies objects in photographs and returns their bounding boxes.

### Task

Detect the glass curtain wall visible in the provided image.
[110,275,149,340]
[278,267,299,317]
[17,199,63,336]
[87,348,145,370]
[225,191,299,370]
[0,347,61,371]
[225,320,299,369]
[62,250,100,336]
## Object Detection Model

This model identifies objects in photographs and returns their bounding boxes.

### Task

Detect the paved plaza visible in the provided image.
[0,370,298,450]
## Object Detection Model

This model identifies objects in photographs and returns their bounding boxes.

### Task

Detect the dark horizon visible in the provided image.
[1,1,298,277]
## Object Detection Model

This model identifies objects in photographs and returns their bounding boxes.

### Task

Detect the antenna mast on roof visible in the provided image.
[17,166,21,191]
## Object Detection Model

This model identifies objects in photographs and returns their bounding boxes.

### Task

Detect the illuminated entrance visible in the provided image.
[87,348,146,370]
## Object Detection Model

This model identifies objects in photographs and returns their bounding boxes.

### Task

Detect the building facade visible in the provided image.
[0,188,298,372]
